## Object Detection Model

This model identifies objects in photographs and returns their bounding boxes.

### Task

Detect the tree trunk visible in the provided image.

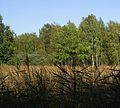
[92,55,95,67]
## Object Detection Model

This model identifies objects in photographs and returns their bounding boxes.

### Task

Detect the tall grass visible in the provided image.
[0,64,120,108]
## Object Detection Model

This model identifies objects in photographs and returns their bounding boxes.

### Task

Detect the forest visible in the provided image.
[0,14,120,66]
[0,14,120,108]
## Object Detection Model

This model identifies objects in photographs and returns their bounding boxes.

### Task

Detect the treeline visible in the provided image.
[0,14,120,65]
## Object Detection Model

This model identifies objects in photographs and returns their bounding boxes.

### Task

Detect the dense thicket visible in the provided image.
[1,14,120,65]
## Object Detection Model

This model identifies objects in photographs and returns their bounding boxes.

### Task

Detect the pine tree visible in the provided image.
[0,15,15,64]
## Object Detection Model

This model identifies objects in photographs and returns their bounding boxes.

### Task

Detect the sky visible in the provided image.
[0,0,120,35]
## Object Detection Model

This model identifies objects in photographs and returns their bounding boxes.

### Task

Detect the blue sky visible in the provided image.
[0,0,120,35]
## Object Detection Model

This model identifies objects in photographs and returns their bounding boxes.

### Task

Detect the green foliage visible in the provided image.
[51,21,80,65]
[79,14,102,66]
[1,14,120,65]
[14,33,38,54]
[0,15,15,64]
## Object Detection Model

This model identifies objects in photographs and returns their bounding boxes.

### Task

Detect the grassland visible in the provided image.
[0,64,120,108]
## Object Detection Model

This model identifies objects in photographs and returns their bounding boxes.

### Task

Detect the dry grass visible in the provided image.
[0,64,120,108]
[0,65,119,89]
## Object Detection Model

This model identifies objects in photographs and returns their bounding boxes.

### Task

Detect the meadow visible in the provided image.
[0,64,120,108]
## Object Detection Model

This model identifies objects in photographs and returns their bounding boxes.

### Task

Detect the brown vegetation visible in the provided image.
[0,65,120,108]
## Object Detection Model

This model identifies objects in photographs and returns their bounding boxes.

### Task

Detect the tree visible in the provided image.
[0,15,15,64]
[99,21,120,65]
[79,14,102,66]
[39,24,55,54]
[15,33,38,54]
[52,21,80,66]
[39,23,59,64]
[14,33,46,65]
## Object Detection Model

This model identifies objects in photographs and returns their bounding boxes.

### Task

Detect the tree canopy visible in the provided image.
[0,14,120,65]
